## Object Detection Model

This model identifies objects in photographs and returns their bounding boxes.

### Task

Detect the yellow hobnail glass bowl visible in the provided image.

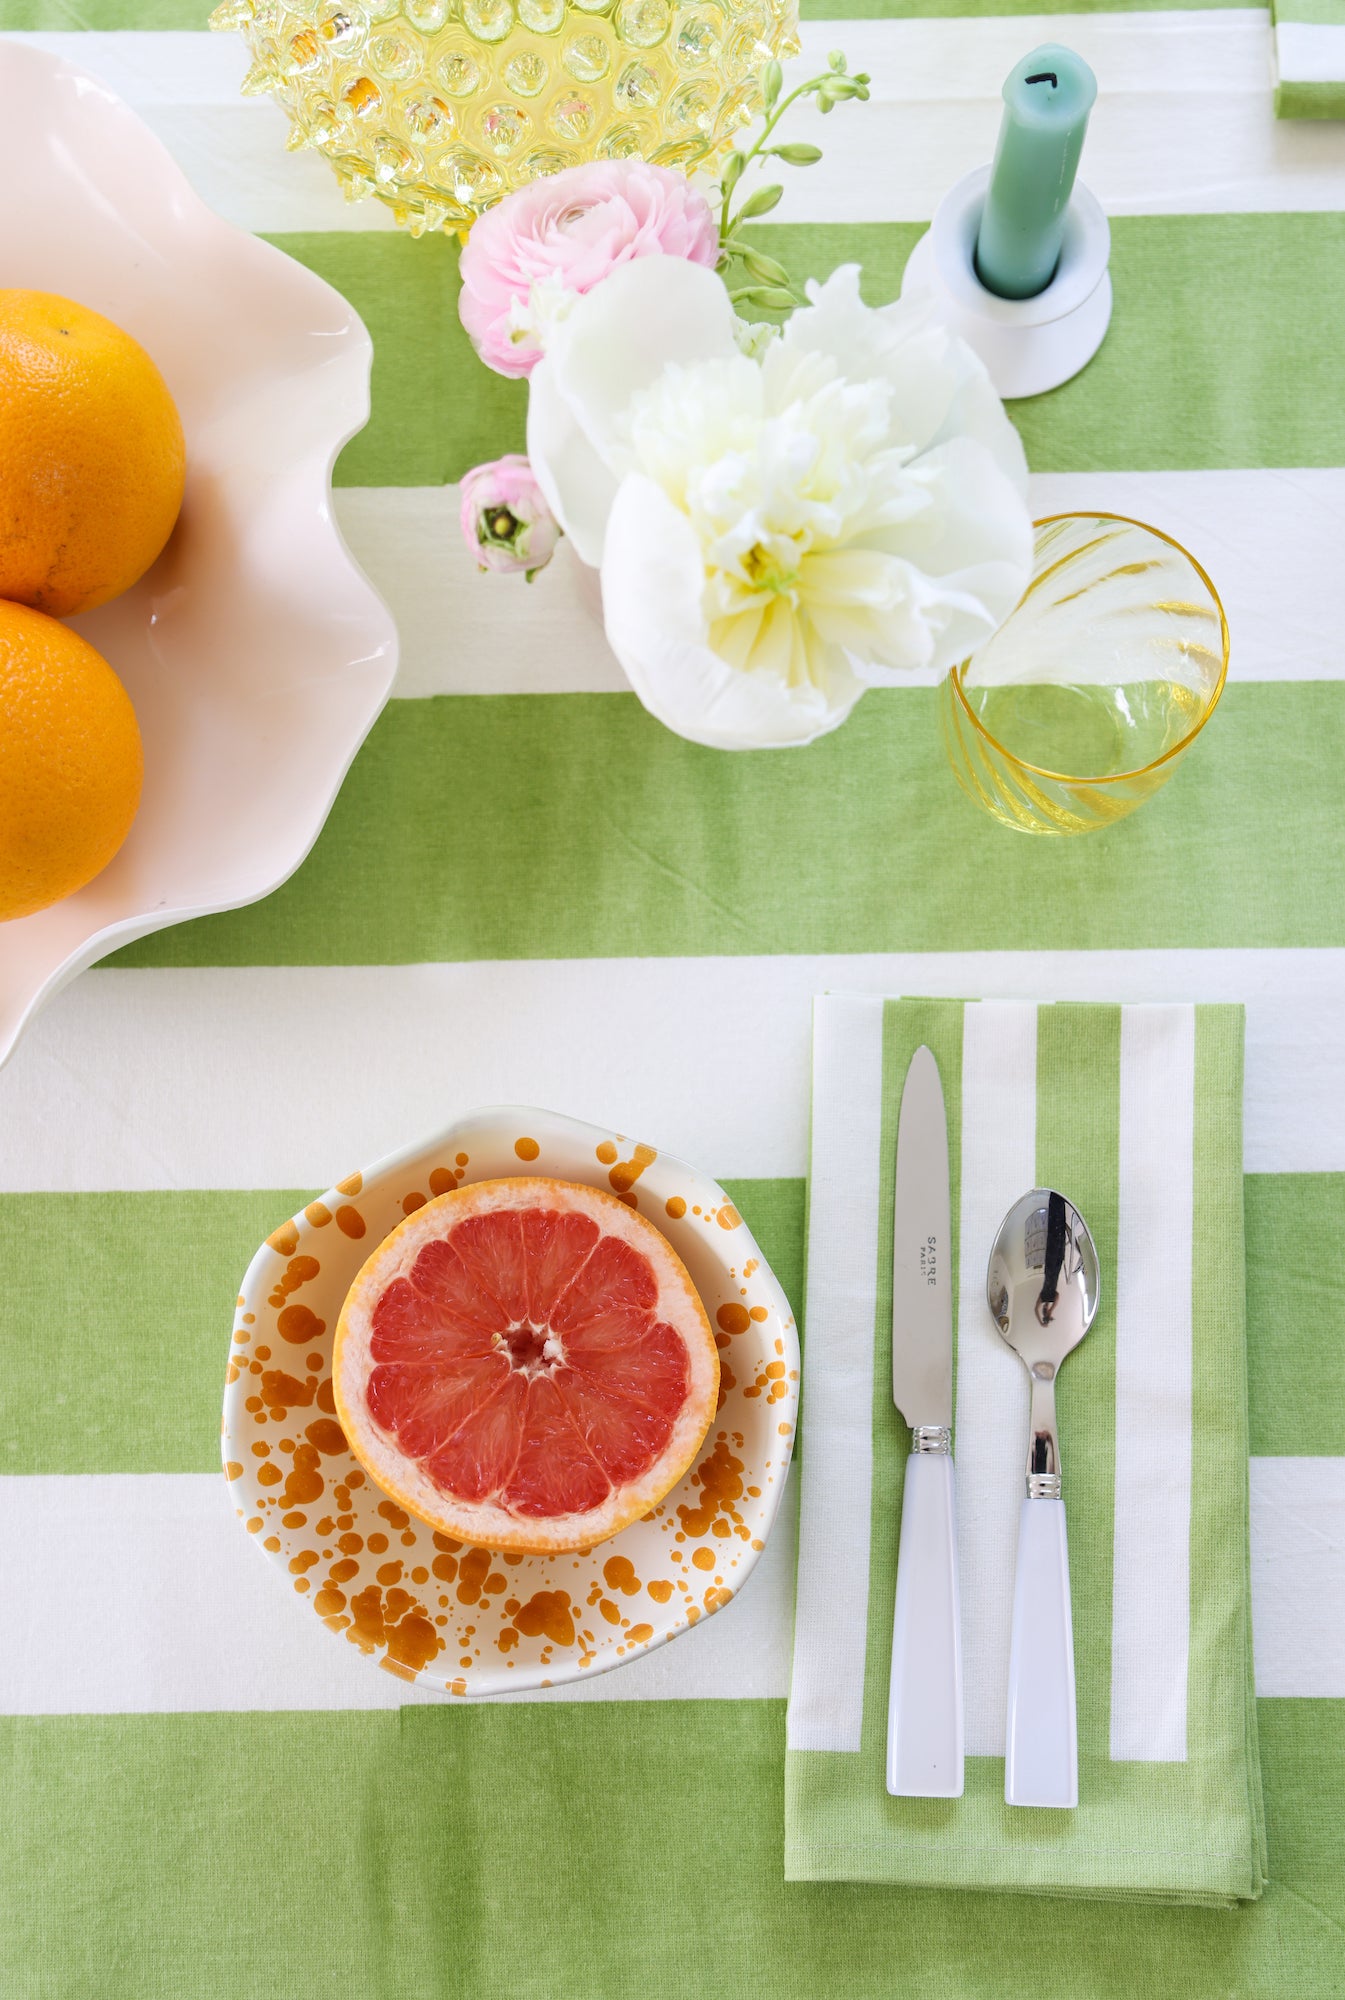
[212,0,801,233]
[940,513,1229,836]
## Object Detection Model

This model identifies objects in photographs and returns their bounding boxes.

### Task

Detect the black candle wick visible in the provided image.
[1025,71,1058,87]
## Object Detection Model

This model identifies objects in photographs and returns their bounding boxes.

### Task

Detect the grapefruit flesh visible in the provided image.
[334,1178,718,1553]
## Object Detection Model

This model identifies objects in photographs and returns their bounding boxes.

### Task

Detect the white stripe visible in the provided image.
[0,1451,1326,1713]
[142,102,398,232]
[8,14,1345,230]
[955,1002,1039,1758]
[767,14,1345,220]
[335,492,628,699]
[0,1471,796,1713]
[4,18,1279,111]
[1,952,1342,1193]
[1250,1456,1345,1698]
[1275,22,1345,85]
[1,32,393,234]
[786,995,884,1752]
[342,471,1345,699]
[1025,471,1345,684]
[1111,1005,1195,1761]
[6,29,260,103]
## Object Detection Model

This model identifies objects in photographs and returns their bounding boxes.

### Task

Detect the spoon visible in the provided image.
[986,1188,1101,1808]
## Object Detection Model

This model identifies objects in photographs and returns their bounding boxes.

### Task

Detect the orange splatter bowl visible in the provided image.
[224,1104,799,1697]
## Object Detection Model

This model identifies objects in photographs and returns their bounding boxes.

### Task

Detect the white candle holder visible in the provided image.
[899,166,1111,400]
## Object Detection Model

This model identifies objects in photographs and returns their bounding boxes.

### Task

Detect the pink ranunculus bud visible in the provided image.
[459,454,562,578]
[457,157,720,379]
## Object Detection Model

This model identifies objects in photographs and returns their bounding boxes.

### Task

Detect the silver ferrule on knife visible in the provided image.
[911,1425,952,1455]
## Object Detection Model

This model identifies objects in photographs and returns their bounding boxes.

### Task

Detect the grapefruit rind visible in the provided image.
[333,1176,719,1554]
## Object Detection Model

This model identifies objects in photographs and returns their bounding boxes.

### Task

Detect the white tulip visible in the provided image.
[526,255,1033,750]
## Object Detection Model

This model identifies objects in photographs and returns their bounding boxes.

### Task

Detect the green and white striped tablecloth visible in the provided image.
[2,4,1344,1996]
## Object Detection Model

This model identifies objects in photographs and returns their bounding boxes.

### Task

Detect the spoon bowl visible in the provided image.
[988,1188,1100,1492]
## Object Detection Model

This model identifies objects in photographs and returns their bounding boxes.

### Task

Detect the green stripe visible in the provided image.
[271,232,526,490]
[1191,1005,1268,1892]
[107,684,1345,969]
[1275,79,1345,118]
[767,215,1345,474]
[1035,1001,1120,1773]
[271,215,1345,483]
[0,0,204,21]
[1191,1009,1264,1878]
[1245,1173,1345,1456]
[1273,0,1345,25]
[0,1188,308,1477]
[3,1170,1337,1472]
[0,1178,803,1474]
[0,1699,1336,2000]
[0,209,1302,494]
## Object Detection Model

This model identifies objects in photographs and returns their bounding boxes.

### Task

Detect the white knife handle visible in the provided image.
[1005,1496,1078,1808]
[886,1449,964,1798]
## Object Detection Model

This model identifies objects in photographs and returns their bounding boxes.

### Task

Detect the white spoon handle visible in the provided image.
[886,1450,964,1797]
[1005,1496,1078,1808]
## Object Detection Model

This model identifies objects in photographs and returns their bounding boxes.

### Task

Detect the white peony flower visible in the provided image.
[526,256,1033,750]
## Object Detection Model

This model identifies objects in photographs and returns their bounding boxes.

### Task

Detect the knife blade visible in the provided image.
[885,1043,964,1798]
[891,1043,953,1431]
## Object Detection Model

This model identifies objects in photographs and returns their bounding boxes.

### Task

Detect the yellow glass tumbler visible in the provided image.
[941,512,1229,836]
[213,0,801,233]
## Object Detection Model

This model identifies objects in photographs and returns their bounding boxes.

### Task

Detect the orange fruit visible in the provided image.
[0,600,143,922]
[0,290,185,617]
[334,1177,719,1554]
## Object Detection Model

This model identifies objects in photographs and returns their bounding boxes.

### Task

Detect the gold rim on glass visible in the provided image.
[947,512,1231,787]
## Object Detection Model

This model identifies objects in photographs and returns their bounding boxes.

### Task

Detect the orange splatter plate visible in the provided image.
[224,1106,799,1697]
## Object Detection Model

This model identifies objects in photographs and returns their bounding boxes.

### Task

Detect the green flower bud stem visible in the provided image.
[716,50,870,311]
[739,247,794,286]
[766,142,823,165]
[738,183,785,220]
[728,284,805,311]
[716,62,836,242]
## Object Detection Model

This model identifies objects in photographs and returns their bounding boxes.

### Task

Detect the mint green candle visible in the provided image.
[974,45,1097,302]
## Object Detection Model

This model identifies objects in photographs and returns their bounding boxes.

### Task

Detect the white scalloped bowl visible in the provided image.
[0,42,398,1066]
[225,1106,800,1697]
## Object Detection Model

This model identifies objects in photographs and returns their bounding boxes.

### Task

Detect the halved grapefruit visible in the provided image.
[333,1177,719,1553]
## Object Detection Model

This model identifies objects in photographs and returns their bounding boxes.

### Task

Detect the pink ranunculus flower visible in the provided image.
[458,158,721,380]
[459,454,562,578]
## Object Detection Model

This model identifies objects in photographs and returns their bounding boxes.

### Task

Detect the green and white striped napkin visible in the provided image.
[1273,0,1345,116]
[786,997,1266,1903]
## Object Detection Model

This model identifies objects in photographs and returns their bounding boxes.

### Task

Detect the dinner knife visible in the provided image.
[885,1044,965,1799]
